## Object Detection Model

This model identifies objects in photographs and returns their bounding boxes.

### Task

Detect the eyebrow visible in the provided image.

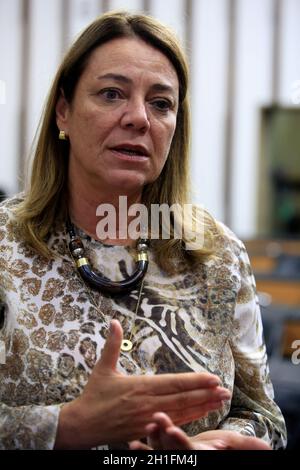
[97,73,176,96]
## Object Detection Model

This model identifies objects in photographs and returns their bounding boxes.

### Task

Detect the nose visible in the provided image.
[120,99,150,133]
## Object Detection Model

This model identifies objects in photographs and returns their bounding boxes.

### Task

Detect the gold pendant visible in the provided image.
[121,339,133,352]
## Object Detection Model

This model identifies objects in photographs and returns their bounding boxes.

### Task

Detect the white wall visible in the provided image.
[190,0,228,221]
[1,0,300,238]
[26,0,62,157]
[230,0,273,237]
[67,0,104,45]
[150,0,186,46]
[109,0,142,12]
[279,0,300,105]
[0,0,22,195]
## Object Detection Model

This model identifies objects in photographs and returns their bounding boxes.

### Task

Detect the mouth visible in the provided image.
[110,144,150,160]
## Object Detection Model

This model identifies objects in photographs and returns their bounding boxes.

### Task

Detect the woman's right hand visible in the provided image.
[54,320,231,449]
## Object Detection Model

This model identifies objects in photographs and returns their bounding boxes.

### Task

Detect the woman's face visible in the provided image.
[56,36,179,195]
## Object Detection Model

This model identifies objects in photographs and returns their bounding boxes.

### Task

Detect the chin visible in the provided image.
[107,171,149,193]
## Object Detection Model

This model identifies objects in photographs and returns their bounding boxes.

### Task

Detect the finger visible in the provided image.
[97,320,123,371]
[197,431,272,450]
[129,440,152,451]
[142,372,221,395]
[168,399,227,426]
[163,426,194,450]
[145,414,174,449]
[146,423,161,450]
[147,413,177,450]
[151,412,174,429]
[151,386,230,414]
[231,435,272,450]
[146,414,194,451]
[147,413,194,450]
[145,414,179,450]
[193,440,224,450]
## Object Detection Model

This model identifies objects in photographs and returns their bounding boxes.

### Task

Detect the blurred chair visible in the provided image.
[261,305,300,450]
[244,239,300,449]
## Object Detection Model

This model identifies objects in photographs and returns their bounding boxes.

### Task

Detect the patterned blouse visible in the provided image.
[0,196,287,449]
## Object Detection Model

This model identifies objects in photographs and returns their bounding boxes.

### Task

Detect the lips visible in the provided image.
[110,144,150,157]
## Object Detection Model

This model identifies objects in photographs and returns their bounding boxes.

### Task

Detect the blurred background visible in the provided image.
[0,0,299,449]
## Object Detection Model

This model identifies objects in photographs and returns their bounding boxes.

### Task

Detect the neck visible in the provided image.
[68,179,143,246]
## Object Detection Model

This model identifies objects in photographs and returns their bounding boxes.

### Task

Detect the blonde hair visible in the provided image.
[15,10,217,274]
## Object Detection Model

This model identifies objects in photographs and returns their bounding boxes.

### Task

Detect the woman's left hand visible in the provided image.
[129,412,272,450]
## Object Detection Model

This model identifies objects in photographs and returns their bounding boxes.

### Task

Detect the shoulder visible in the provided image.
[206,219,254,289]
[212,220,246,259]
[0,193,24,222]
[0,193,25,248]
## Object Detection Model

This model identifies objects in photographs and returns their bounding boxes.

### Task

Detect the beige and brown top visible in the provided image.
[0,196,287,449]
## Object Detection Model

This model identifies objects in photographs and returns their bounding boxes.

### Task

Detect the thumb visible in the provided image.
[98,319,123,372]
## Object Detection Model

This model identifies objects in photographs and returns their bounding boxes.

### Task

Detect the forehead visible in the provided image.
[82,36,179,85]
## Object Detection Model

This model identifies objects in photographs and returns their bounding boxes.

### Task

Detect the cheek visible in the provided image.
[71,105,114,137]
[83,111,105,134]
[157,122,177,157]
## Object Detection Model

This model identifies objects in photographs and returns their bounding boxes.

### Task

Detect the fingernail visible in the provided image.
[208,378,221,386]
[219,392,231,400]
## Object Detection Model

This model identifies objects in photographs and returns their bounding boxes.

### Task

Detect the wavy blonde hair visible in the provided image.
[15,10,217,274]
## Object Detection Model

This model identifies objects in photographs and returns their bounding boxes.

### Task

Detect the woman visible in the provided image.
[0,11,286,450]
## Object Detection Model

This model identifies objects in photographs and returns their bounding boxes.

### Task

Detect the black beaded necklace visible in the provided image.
[66,219,149,296]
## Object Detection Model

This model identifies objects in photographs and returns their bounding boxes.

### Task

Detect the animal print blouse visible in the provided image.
[0,196,286,449]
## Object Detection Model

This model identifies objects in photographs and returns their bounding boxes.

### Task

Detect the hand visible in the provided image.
[55,320,231,449]
[130,412,271,450]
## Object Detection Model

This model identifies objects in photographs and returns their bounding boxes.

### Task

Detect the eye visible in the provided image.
[151,99,173,112]
[100,88,123,101]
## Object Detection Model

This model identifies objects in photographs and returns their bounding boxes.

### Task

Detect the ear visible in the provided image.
[56,92,70,133]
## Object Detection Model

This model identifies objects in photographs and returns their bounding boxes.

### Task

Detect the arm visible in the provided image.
[0,403,61,449]
[0,301,62,450]
[217,244,287,449]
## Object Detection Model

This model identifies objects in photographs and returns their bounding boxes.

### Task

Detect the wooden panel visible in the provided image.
[256,280,300,306]
[250,255,277,273]
[244,239,300,256]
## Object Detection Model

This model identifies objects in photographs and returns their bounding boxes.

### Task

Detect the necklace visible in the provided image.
[66,221,147,352]
[120,279,145,352]
[86,279,145,352]
[67,219,149,295]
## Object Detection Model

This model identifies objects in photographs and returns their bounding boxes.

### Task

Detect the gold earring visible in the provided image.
[59,130,67,140]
